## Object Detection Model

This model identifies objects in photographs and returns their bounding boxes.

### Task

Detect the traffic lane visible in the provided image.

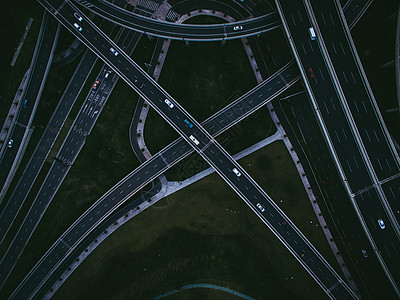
[62,155,168,245]
[203,62,299,136]
[382,177,400,222]
[201,142,348,297]
[13,154,170,298]
[78,0,280,40]
[1,22,129,284]
[305,67,371,192]
[284,4,373,192]
[343,0,373,28]
[0,50,97,244]
[356,189,400,264]
[12,241,69,299]
[18,16,58,125]
[0,15,58,185]
[0,126,24,176]
[57,75,112,163]
[288,93,397,298]
[311,0,400,181]
[0,163,69,287]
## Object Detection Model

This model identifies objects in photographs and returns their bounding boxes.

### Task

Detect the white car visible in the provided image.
[189,135,200,146]
[377,218,385,229]
[232,168,241,177]
[8,139,13,148]
[74,13,83,21]
[164,99,174,109]
[233,25,243,31]
[110,47,118,56]
[256,203,265,212]
[73,23,82,32]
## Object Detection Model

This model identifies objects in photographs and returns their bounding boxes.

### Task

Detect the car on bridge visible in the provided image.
[361,249,368,258]
[93,80,99,89]
[378,218,385,229]
[8,139,13,148]
[110,47,118,56]
[233,25,243,31]
[256,203,265,212]
[233,168,241,177]
[164,99,174,109]
[73,23,82,32]
[74,13,83,22]
[184,118,193,128]
[308,67,315,78]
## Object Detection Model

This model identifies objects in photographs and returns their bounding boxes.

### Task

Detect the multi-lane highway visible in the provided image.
[0,13,59,203]
[0,49,98,245]
[0,0,390,299]
[275,0,400,295]
[9,1,359,299]
[11,60,301,300]
[0,12,143,291]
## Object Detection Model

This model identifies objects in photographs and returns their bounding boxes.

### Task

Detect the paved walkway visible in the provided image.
[153,283,256,300]
[156,131,282,199]
[10,18,33,67]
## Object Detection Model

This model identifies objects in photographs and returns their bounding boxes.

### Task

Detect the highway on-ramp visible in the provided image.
[73,0,281,41]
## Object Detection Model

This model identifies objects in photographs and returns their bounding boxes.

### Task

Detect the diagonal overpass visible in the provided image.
[5,0,359,299]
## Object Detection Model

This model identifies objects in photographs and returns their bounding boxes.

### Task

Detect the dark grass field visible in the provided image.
[54,142,331,300]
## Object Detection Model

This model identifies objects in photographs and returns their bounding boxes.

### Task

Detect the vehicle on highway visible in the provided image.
[361,249,368,258]
[105,72,109,78]
[73,23,82,32]
[378,218,385,229]
[308,67,315,78]
[184,118,193,128]
[110,47,118,56]
[74,13,83,21]
[256,203,265,212]
[23,99,28,108]
[309,27,316,40]
[281,220,288,226]
[232,168,241,177]
[189,135,200,145]
[8,139,13,148]
[164,99,174,109]
[233,25,243,31]
[93,80,99,89]
[134,79,144,88]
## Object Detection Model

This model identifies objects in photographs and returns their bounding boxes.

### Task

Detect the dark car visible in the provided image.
[308,67,315,78]
[361,249,368,258]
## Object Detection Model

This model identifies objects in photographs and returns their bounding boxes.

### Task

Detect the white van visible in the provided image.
[189,135,200,145]
[309,27,316,40]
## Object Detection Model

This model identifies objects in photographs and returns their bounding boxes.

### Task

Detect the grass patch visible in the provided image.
[145,38,258,154]
[0,0,43,127]
[54,141,332,300]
